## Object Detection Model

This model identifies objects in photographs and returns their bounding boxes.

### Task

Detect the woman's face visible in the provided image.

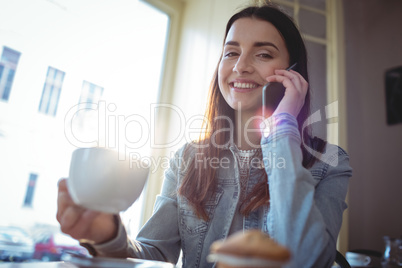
[218,18,290,114]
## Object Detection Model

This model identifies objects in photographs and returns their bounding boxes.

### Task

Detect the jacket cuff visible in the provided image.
[260,113,300,145]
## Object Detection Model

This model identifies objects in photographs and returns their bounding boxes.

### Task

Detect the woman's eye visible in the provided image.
[224,52,238,57]
[257,53,273,59]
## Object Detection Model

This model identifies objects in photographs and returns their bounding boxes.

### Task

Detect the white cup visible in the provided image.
[67,147,149,213]
[346,252,371,267]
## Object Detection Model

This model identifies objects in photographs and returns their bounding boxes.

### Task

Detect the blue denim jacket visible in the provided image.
[92,113,352,268]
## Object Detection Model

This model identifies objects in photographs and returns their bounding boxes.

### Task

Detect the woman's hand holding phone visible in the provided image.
[263,63,308,119]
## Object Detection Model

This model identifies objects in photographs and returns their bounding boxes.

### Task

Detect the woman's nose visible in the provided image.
[233,55,254,74]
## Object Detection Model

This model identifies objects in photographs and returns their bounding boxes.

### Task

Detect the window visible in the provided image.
[79,80,104,108]
[0,46,21,101]
[23,173,38,207]
[0,0,169,248]
[38,67,65,116]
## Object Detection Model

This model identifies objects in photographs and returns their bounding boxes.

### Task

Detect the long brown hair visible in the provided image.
[178,4,325,220]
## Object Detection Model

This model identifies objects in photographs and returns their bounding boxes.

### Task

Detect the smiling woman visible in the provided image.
[55,3,352,268]
[0,0,169,259]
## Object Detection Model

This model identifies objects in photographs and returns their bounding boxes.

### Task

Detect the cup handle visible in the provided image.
[363,256,371,265]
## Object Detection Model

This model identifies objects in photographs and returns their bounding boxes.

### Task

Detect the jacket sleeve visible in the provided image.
[261,113,352,268]
[90,145,186,264]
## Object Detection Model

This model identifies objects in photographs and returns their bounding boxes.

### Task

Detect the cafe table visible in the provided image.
[0,262,76,268]
[0,261,177,268]
[0,257,176,267]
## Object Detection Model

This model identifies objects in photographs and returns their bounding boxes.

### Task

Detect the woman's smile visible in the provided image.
[230,79,262,92]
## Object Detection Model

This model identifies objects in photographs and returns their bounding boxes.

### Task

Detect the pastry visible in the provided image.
[209,230,291,267]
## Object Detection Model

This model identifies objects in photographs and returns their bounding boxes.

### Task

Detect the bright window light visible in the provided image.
[0,0,169,236]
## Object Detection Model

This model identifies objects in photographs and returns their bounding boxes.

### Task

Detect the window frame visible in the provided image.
[78,80,104,109]
[0,46,21,101]
[38,66,65,116]
[139,0,184,226]
[23,173,38,208]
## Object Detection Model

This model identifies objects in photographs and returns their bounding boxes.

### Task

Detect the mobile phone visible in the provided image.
[262,63,297,118]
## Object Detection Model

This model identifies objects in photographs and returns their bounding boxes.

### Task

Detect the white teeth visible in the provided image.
[233,82,258,89]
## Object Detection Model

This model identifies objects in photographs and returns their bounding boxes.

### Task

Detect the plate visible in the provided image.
[207,253,287,267]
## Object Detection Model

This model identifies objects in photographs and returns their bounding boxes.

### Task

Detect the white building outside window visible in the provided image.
[0,0,169,245]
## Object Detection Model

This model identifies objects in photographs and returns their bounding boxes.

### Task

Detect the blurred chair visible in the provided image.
[335,250,351,268]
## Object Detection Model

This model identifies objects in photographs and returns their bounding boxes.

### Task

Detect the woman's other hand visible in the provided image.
[266,69,308,118]
[56,178,117,244]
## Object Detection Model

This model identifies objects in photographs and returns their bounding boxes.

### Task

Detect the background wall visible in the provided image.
[344,0,402,252]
